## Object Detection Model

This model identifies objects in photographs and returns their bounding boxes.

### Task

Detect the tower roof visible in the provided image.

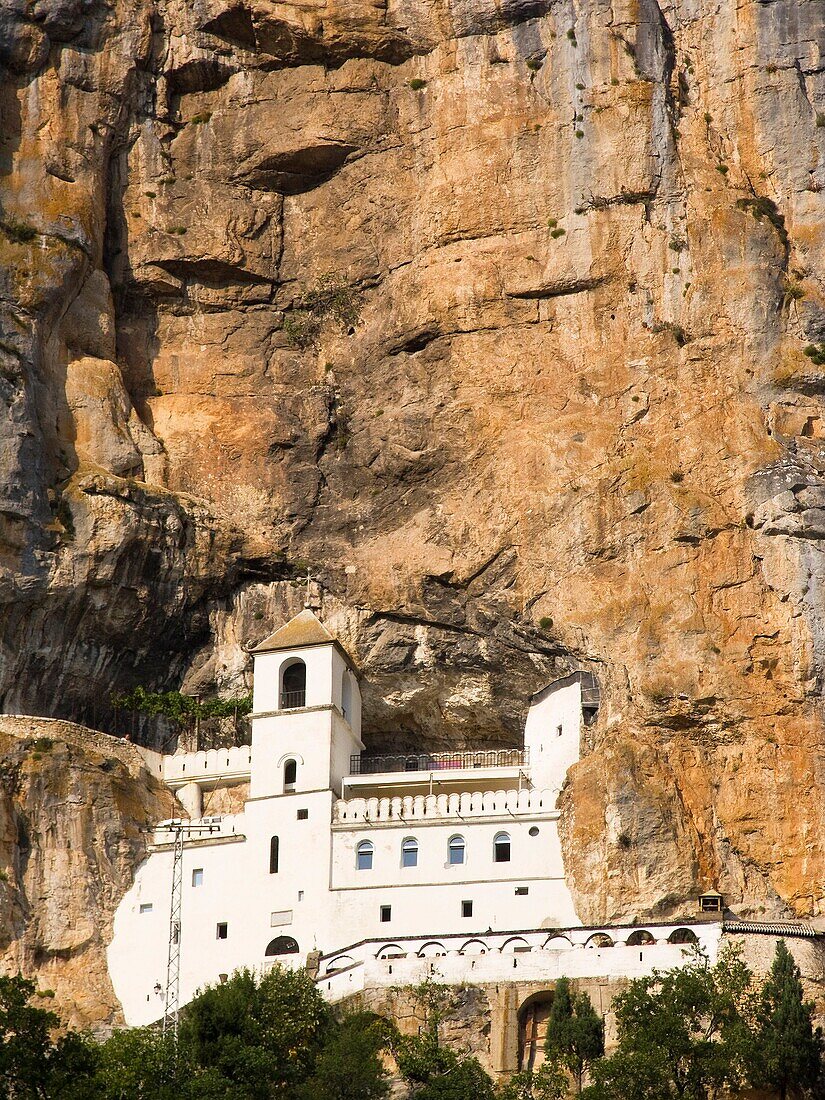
[251,609,336,654]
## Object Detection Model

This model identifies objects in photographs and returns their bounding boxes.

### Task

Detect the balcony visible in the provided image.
[280,689,306,710]
[349,748,528,775]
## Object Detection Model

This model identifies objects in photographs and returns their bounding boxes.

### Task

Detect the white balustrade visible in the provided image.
[333,788,560,824]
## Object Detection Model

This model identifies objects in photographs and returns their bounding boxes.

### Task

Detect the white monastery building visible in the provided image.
[108,611,724,1026]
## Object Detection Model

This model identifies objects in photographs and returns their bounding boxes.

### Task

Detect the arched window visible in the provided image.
[584,932,614,949]
[265,936,299,956]
[269,836,279,874]
[356,840,373,870]
[494,832,511,863]
[401,837,418,868]
[668,927,698,945]
[281,659,306,709]
[342,670,352,722]
[448,835,465,865]
[283,759,297,792]
[627,929,655,947]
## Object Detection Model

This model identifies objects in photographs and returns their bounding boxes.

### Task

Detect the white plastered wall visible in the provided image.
[524,679,583,793]
[109,672,591,1027]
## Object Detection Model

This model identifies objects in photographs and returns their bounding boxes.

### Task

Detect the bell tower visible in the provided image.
[248,610,363,798]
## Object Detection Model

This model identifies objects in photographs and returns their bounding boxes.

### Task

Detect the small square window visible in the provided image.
[462,900,473,918]
[298,890,304,901]
[139,903,153,915]
[515,886,529,896]
[192,868,204,887]
[380,905,391,923]
[216,922,228,940]
[296,808,308,820]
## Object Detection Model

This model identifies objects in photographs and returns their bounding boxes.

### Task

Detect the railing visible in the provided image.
[349,748,529,776]
[280,690,306,710]
[333,787,556,824]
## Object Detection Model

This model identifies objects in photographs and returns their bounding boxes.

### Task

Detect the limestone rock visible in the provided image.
[0,716,175,1031]
[64,356,144,477]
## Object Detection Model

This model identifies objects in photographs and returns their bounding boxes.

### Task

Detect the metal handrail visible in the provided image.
[349,748,529,775]
[280,690,306,710]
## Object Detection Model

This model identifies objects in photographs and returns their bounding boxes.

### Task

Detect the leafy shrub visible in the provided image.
[111,687,252,726]
[650,320,689,346]
[735,195,788,248]
[408,78,427,90]
[0,217,37,244]
[190,111,212,124]
[803,343,825,366]
[785,279,805,302]
[284,274,362,350]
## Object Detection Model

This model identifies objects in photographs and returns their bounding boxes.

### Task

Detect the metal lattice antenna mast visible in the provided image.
[162,825,184,1039]
[159,820,218,1040]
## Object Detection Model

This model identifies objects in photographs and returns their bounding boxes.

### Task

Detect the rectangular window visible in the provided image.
[139,903,153,914]
[216,922,228,940]
[380,905,391,923]
[296,808,308,820]
[297,891,304,902]
[461,900,473,918]
[192,868,204,887]
[556,724,563,737]
[515,886,529,896]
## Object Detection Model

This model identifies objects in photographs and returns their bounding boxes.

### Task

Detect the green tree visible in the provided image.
[93,1026,192,1099]
[747,939,823,1100]
[581,944,753,1100]
[0,974,97,1098]
[496,1062,568,1100]
[545,978,604,1093]
[299,1011,391,1100]
[177,965,330,1098]
[392,979,497,1100]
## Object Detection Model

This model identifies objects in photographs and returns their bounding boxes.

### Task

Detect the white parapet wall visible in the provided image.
[315,922,724,1002]
[333,788,559,824]
[162,746,252,787]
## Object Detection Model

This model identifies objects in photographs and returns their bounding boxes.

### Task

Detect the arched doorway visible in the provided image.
[518,991,554,1071]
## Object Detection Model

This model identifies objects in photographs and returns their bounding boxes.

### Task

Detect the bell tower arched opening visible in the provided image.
[280,659,306,710]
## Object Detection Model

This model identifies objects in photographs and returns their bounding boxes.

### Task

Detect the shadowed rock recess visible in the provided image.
[0,0,824,951]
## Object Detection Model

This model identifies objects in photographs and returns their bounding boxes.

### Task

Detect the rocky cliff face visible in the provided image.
[0,716,174,1030]
[1,0,824,928]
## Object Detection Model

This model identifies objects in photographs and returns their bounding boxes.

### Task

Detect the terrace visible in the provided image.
[342,748,530,798]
